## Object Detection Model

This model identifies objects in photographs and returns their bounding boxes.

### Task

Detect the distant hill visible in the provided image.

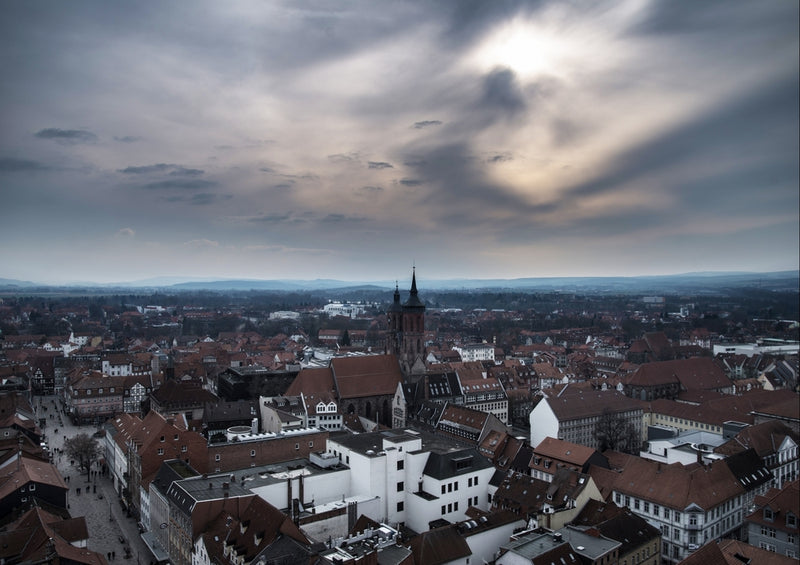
[0,270,796,295]
[0,277,36,288]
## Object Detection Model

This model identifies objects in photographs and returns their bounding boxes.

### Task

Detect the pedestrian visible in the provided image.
[112,551,115,559]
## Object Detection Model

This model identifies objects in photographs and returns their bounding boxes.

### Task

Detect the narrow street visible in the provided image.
[35,395,157,565]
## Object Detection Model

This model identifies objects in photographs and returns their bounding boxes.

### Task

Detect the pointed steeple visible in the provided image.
[404,267,424,308]
[389,281,402,313]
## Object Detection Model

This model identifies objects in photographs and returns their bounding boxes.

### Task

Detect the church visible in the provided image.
[386,268,427,379]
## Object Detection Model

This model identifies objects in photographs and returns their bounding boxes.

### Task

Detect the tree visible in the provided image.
[63,433,102,475]
[594,408,638,453]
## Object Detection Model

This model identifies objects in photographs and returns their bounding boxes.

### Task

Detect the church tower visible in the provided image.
[386,268,427,378]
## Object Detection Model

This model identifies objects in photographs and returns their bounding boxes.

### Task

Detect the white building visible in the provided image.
[323,302,366,319]
[326,429,496,533]
[454,343,495,363]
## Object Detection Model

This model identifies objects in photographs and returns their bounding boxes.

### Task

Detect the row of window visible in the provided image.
[441,501,459,515]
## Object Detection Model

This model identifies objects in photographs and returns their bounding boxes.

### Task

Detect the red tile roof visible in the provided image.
[331,354,403,398]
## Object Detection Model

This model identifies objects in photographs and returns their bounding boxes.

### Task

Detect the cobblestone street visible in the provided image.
[36,396,157,565]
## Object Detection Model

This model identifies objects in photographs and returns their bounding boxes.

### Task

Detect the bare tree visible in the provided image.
[594,408,638,453]
[64,433,102,475]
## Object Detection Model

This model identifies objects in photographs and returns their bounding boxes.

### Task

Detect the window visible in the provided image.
[634,499,640,510]
[454,481,458,491]
[397,501,404,512]
[174,434,179,441]
[468,477,472,487]
[160,436,165,442]
[625,496,630,507]
[30,484,36,491]
[308,441,314,448]
[397,481,404,492]
[441,505,446,515]
[251,450,256,457]
[215,454,221,462]
[448,483,452,493]
[788,514,797,527]
[441,485,446,495]
[397,460,404,471]
[473,476,478,486]
[664,509,670,519]
[181,445,187,453]
[99,388,103,394]
[295,443,299,451]
[157,448,164,455]
[761,526,777,538]
[644,502,650,513]
[110,387,115,393]
[454,501,458,511]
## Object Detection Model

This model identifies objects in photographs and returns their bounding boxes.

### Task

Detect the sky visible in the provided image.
[1,1,798,284]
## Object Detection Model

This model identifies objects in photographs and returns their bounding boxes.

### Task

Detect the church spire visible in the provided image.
[404,267,424,308]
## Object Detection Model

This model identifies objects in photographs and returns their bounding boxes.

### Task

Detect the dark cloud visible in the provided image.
[0,157,50,172]
[248,213,303,225]
[143,179,217,190]
[163,193,232,205]
[368,161,393,169]
[120,164,173,174]
[328,153,360,163]
[480,67,526,117]
[321,213,367,223]
[34,128,98,144]
[564,73,799,211]
[487,153,512,163]
[398,178,422,187]
[413,120,442,129]
[259,167,276,173]
[630,1,796,38]
[270,183,294,191]
[401,142,537,228]
[113,135,141,143]
[169,167,204,177]
[437,0,536,48]
[121,164,204,176]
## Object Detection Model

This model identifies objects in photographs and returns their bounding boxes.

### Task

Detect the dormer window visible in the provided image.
[787,513,797,528]
[764,508,774,521]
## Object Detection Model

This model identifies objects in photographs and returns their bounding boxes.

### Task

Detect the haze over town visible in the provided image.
[1,0,798,284]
